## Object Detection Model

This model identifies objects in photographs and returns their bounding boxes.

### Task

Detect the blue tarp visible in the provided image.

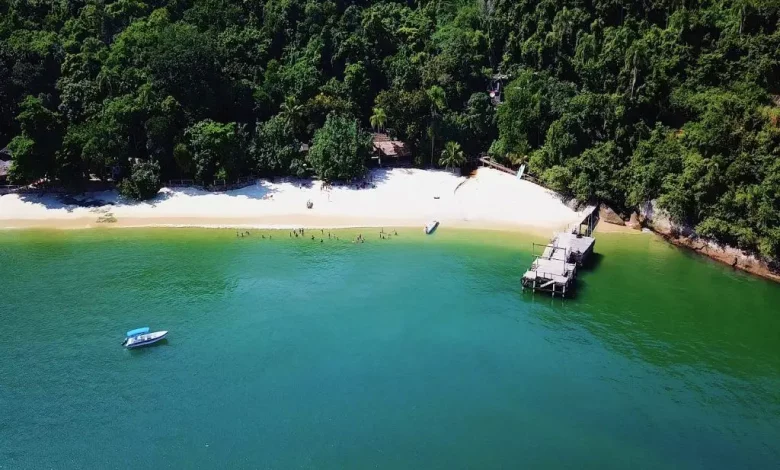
[126,327,150,337]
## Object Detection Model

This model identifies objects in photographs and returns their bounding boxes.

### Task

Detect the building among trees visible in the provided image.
[371,134,411,167]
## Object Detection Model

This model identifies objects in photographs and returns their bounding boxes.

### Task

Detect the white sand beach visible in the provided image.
[0,168,587,232]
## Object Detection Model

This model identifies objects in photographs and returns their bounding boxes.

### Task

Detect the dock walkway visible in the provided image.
[521,206,598,297]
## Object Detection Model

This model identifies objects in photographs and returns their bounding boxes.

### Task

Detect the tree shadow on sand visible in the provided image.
[13,192,117,213]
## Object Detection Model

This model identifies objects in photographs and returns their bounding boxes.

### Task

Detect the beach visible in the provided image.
[0,167,587,233]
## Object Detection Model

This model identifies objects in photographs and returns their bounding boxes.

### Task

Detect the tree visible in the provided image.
[426,85,446,167]
[375,87,429,156]
[279,95,304,137]
[439,141,466,171]
[7,96,63,184]
[307,114,371,182]
[251,114,305,176]
[119,160,161,200]
[505,152,528,168]
[185,120,246,185]
[343,61,370,117]
[369,107,387,132]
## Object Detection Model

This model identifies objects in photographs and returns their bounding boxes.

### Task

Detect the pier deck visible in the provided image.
[521,206,598,297]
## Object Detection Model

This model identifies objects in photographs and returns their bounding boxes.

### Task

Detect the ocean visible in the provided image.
[1,228,779,469]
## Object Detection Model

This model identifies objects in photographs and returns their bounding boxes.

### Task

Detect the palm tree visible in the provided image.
[426,85,446,167]
[505,152,528,168]
[439,141,466,172]
[279,95,304,136]
[369,107,387,132]
[96,67,118,95]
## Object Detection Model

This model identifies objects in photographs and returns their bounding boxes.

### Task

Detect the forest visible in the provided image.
[0,0,779,262]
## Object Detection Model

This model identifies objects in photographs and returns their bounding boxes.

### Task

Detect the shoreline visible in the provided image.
[0,214,561,238]
[596,220,780,284]
[5,209,779,285]
[654,230,780,284]
[5,165,775,284]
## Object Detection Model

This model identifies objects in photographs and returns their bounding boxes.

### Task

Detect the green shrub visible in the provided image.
[120,161,161,201]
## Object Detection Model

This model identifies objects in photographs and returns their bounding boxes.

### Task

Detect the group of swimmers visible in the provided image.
[288,228,342,243]
[236,230,272,239]
[379,228,399,240]
[237,227,400,243]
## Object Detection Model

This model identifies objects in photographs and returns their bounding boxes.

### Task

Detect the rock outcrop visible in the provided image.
[638,200,673,234]
[638,199,779,283]
[626,212,642,230]
[598,204,624,226]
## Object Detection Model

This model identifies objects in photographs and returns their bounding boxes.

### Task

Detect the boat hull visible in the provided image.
[123,331,168,349]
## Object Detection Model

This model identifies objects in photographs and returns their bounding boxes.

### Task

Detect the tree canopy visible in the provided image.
[307,114,371,182]
[0,0,778,262]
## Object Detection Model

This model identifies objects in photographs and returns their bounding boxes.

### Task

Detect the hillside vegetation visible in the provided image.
[1,0,779,261]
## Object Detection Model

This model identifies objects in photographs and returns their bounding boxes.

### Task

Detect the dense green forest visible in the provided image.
[1,0,779,262]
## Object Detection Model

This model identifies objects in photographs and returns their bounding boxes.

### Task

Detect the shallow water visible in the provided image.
[1,228,779,469]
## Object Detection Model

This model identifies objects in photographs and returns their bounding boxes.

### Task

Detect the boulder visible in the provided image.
[639,200,699,236]
[639,200,674,235]
[598,204,624,226]
[626,212,642,230]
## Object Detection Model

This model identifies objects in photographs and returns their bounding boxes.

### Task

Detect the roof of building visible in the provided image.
[372,134,410,157]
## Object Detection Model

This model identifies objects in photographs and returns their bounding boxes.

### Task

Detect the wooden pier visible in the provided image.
[478,156,516,176]
[521,206,598,297]
[478,156,545,185]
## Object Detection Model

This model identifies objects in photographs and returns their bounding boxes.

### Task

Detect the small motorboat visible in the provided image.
[126,327,149,337]
[424,220,439,235]
[122,327,168,349]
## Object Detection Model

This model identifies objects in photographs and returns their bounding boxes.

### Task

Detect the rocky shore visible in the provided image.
[598,201,780,283]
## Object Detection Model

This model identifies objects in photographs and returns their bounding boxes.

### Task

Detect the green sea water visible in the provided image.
[1,228,779,469]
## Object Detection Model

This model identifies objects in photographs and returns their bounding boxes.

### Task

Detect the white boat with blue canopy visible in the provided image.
[424,220,439,234]
[126,327,149,337]
[122,327,168,348]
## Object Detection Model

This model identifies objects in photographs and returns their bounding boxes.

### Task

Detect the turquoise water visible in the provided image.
[1,229,779,469]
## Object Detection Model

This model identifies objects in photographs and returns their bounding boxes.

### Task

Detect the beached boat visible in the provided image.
[425,220,439,234]
[122,328,168,349]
